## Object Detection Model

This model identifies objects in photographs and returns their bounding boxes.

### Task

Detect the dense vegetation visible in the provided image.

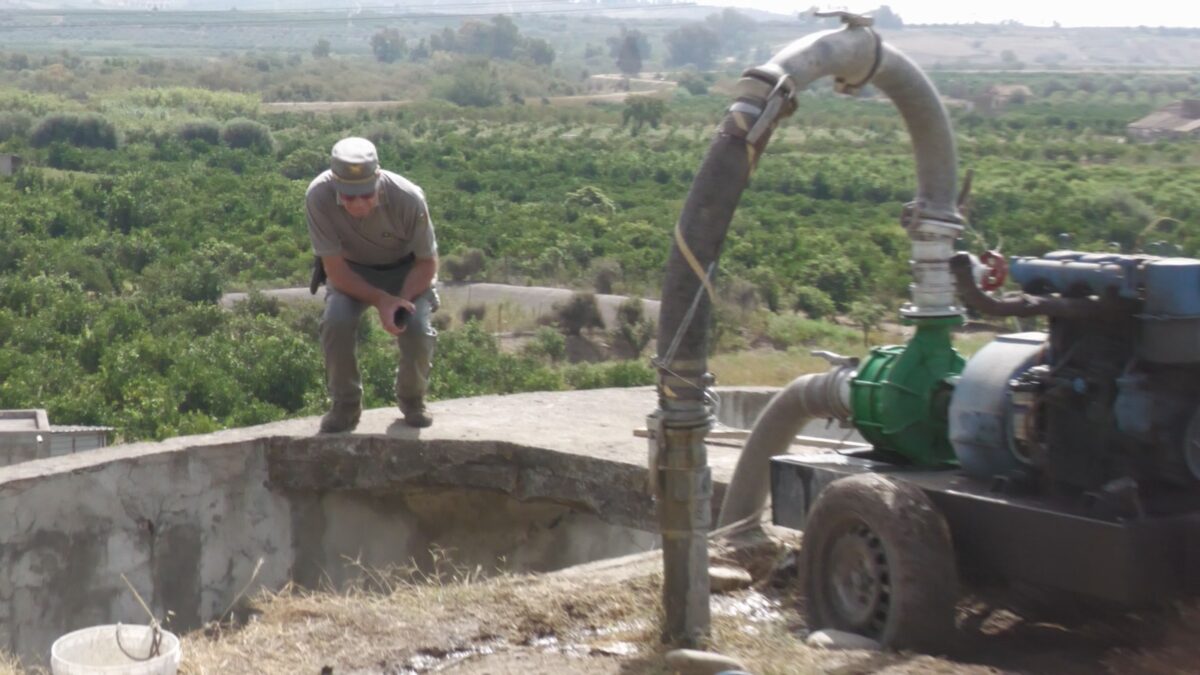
[0,13,1196,442]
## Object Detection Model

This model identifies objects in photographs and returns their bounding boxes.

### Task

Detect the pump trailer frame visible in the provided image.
[771,451,1200,606]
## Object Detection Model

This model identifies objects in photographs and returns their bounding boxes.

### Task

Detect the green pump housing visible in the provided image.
[850,316,965,466]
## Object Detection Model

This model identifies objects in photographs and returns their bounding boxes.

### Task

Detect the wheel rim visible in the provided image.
[823,519,891,637]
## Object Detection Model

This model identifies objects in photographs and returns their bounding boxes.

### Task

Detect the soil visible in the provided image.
[180,522,1200,675]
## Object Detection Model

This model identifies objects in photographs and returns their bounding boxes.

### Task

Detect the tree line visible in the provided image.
[0,58,1195,441]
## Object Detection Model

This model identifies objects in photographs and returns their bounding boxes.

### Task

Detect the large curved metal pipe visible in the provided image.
[762,34,960,224]
[652,20,963,645]
[655,24,964,409]
[717,366,855,527]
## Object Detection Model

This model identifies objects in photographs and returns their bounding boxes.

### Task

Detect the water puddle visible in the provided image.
[712,589,785,623]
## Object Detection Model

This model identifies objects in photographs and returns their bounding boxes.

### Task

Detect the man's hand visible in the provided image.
[376,295,416,335]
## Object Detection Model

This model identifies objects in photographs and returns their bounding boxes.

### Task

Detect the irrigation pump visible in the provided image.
[653,15,1200,651]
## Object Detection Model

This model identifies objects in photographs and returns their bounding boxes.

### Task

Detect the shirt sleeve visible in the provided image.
[306,191,343,258]
[409,196,438,259]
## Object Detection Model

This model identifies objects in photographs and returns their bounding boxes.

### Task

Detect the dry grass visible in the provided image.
[175,536,1012,675]
[710,322,1000,387]
[7,535,1193,674]
[436,297,544,334]
[181,552,668,674]
[173,525,1200,675]
[175,536,1010,675]
[0,654,33,675]
[710,348,841,387]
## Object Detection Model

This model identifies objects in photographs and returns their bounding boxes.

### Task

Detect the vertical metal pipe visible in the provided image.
[652,412,712,645]
[652,70,779,647]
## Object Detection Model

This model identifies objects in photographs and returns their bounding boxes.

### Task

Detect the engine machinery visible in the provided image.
[951,252,1200,495]
[650,14,1200,652]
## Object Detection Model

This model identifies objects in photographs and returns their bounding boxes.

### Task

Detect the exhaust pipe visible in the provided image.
[652,15,964,645]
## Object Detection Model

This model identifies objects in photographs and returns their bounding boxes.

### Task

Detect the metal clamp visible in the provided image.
[814,10,874,27]
[745,74,795,146]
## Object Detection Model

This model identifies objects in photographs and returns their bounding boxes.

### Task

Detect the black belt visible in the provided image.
[357,253,415,271]
[309,253,416,295]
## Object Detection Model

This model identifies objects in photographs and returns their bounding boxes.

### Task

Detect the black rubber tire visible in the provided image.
[800,473,958,652]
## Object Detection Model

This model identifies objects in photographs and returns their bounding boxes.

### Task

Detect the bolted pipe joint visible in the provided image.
[904,216,966,318]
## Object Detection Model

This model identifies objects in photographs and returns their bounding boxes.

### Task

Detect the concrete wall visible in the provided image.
[0,435,660,664]
[0,441,290,663]
[289,489,656,589]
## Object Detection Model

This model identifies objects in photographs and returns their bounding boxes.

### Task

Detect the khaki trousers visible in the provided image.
[320,260,437,407]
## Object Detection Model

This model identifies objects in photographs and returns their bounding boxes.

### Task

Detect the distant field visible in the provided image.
[0,9,1198,72]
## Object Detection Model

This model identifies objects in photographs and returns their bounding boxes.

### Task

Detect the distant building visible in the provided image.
[1127,100,1200,142]
[0,409,111,467]
[0,154,22,176]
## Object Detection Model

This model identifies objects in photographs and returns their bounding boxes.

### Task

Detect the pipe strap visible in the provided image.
[673,220,717,304]
[836,28,883,92]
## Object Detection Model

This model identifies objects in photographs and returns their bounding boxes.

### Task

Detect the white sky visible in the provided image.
[722,1,1200,28]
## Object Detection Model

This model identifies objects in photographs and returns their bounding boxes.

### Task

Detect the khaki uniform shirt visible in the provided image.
[306,169,437,266]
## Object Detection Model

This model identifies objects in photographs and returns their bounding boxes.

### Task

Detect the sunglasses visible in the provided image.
[339,191,377,202]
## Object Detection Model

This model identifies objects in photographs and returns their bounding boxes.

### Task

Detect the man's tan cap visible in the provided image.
[330,137,380,195]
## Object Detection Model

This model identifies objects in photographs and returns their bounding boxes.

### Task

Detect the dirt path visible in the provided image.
[260,74,675,113]
[221,281,660,329]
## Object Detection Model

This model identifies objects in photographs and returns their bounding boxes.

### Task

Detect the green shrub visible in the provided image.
[589,258,621,294]
[279,147,327,180]
[443,247,486,281]
[792,286,836,320]
[31,112,118,149]
[221,118,274,153]
[438,67,503,108]
[460,304,486,323]
[563,360,653,389]
[429,322,563,399]
[764,314,858,351]
[554,292,604,336]
[141,260,223,304]
[613,296,654,358]
[235,291,281,318]
[521,326,565,363]
[601,360,654,387]
[0,111,32,141]
[177,119,221,145]
[678,72,709,95]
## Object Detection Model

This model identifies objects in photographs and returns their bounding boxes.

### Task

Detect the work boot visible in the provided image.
[319,401,361,433]
[399,398,433,428]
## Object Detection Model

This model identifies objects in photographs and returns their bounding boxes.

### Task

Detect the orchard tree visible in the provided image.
[370,28,407,63]
[609,28,649,76]
[622,96,666,136]
[871,5,904,29]
[665,24,719,68]
[705,8,756,45]
[525,38,555,66]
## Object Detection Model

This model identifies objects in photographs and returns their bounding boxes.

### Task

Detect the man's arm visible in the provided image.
[322,254,410,335]
[322,254,438,336]
[399,255,438,304]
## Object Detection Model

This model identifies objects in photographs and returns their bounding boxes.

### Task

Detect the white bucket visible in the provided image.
[51,624,181,675]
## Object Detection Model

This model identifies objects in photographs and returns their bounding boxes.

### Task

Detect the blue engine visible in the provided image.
[949,251,1200,492]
